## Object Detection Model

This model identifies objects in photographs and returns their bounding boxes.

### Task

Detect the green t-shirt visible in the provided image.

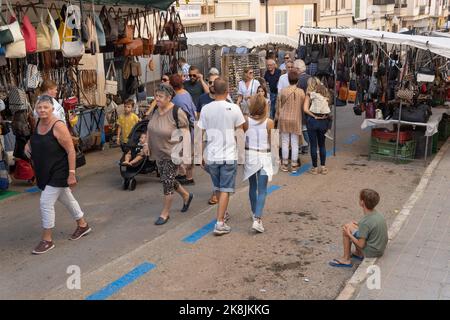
[358,211,388,258]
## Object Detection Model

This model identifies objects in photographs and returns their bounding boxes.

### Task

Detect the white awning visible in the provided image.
[430,31,450,38]
[186,30,299,49]
[299,27,450,59]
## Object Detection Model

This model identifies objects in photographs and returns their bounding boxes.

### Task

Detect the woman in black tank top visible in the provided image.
[25,95,91,255]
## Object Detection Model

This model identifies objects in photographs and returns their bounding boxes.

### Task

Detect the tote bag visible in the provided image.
[46,9,60,50]
[4,0,26,58]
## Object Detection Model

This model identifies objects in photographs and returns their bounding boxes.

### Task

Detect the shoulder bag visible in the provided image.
[124,9,143,56]
[105,61,118,95]
[61,6,84,58]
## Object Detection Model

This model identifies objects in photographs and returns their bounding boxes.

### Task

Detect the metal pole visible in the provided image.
[265,0,269,33]
[333,36,338,157]
[394,44,403,162]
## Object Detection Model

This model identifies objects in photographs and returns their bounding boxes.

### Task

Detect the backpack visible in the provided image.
[152,105,194,131]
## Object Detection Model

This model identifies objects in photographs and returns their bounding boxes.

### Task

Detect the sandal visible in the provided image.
[208,195,218,205]
[309,167,319,175]
[321,166,329,175]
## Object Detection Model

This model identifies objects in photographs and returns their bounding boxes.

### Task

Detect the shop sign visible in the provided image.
[179,4,202,20]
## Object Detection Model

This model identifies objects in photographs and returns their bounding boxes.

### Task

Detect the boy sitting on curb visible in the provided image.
[329,189,388,268]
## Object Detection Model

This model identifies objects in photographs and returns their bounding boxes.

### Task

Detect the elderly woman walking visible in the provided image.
[145,84,194,225]
[275,71,305,173]
[25,95,91,255]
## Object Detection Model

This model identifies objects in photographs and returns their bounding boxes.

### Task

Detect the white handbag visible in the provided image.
[105,61,118,95]
[4,0,26,59]
[25,64,43,90]
[46,9,60,50]
[60,5,84,58]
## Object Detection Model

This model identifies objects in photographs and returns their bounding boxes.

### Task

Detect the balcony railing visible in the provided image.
[373,0,395,5]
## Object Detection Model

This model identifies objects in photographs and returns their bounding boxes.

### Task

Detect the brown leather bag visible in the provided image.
[142,9,154,56]
[124,9,143,56]
[153,11,176,55]
[115,8,134,45]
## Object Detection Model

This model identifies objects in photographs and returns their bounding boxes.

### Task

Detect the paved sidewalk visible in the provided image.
[356,143,450,300]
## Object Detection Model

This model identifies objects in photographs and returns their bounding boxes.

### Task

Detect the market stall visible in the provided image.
[186,30,298,101]
[0,0,188,190]
[298,27,450,163]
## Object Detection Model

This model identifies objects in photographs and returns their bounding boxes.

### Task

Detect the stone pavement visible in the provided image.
[355,142,450,300]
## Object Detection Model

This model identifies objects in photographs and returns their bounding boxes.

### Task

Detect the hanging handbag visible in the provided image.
[124,9,143,57]
[46,6,60,50]
[32,4,52,53]
[4,0,26,59]
[94,11,106,47]
[115,8,134,45]
[9,87,30,113]
[105,61,118,95]
[16,4,37,54]
[25,64,43,90]
[61,5,85,58]
[0,0,14,45]
[368,75,378,95]
[416,50,435,83]
[365,101,376,119]
[56,4,73,46]
[142,10,154,56]
[175,12,187,52]
[100,6,118,43]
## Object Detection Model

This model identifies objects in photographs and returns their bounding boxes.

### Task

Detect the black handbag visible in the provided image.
[353,104,362,116]
[392,104,432,123]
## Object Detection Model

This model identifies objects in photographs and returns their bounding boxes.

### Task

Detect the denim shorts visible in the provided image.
[205,161,238,193]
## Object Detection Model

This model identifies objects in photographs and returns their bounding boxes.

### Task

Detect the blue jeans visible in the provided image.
[269,92,277,119]
[205,161,238,193]
[248,170,268,218]
[306,116,328,167]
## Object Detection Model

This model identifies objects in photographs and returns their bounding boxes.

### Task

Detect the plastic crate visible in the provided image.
[369,137,416,163]
[371,128,413,144]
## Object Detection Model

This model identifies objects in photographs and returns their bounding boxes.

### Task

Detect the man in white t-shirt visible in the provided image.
[277,60,295,92]
[198,78,245,236]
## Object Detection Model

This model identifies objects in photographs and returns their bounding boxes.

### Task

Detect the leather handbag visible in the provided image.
[17,4,37,54]
[153,11,176,55]
[32,5,52,53]
[115,8,134,45]
[124,9,143,57]
[46,5,60,50]
[396,86,415,102]
[76,145,86,168]
[142,10,154,56]
[105,61,118,95]
[4,0,26,58]
[175,12,187,52]
[100,6,118,43]
[0,0,14,46]
[392,104,431,123]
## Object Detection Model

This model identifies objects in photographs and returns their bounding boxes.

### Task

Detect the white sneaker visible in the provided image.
[214,222,231,235]
[252,219,265,233]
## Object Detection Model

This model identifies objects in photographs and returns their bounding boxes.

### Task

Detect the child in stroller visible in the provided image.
[122,133,146,167]
[119,120,156,191]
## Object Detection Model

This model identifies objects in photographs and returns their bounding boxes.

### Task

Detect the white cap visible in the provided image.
[208,67,219,76]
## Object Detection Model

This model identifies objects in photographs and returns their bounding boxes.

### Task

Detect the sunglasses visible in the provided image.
[189,74,197,78]
[284,57,290,59]
[37,95,54,105]
[161,78,169,82]
[208,81,214,85]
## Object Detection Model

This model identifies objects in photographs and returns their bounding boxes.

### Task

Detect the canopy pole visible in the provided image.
[333,36,338,157]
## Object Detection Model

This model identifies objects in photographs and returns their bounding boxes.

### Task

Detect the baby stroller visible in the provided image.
[119,119,157,191]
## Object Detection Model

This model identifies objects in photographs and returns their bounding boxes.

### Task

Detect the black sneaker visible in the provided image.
[179,178,195,185]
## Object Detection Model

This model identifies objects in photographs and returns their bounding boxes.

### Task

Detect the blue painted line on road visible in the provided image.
[85,262,156,300]
[25,186,40,193]
[182,219,217,244]
[344,134,360,145]
[182,184,281,244]
[267,185,281,195]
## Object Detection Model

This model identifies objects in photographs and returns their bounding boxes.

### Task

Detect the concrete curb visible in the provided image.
[336,138,450,300]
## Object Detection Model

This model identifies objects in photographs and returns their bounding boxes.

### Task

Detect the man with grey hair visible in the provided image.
[295,59,311,155]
